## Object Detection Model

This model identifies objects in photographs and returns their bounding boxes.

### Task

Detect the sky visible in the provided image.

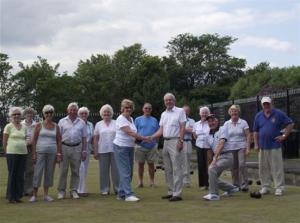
[1,0,299,74]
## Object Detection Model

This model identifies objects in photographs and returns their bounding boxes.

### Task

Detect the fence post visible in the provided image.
[256,95,260,112]
[286,89,290,116]
[232,99,235,105]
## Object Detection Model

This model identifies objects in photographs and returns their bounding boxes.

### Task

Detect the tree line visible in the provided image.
[1,33,300,118]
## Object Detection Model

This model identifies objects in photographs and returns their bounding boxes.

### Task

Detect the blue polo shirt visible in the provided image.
[253,108,293,150]
[135,115,159,149]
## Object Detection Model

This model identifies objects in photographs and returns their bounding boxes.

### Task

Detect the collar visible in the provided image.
[229,118,241,124]
[66,116,80,123]
[166,106,176,112]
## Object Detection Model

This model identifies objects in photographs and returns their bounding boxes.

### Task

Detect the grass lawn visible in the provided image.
[0,156,299,223]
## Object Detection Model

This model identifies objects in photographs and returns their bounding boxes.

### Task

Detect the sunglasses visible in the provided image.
[45,111,54,114]
[124,107,132,110]
[12,113,21,116]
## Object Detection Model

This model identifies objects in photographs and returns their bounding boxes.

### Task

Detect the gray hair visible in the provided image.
[99,104,114,118]
[78,106,90,116]
[23,107,36,115]
[8,106,23,117]
[199,106,210,115]
[67,102,79,110]
[164,92,176,101]
[42,104,55,114]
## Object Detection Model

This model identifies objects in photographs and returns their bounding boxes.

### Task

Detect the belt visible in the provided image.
[62,142,81,147]
[184,139,192,142]
[164,137,179,141]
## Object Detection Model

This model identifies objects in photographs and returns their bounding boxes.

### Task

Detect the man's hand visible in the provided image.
[275,135,287,143]
[176,140,183,152]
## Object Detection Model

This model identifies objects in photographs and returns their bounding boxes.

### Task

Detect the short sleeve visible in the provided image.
[82,121,87,137]
[278,110,293,126]
[253,114,259,132]
[219,126,228,141]
[3,124,11,134]
[118,116,130,128]
[242,120,249,130]
[94,123,100,135]
[179,109,187,124]
[159,113,164,127]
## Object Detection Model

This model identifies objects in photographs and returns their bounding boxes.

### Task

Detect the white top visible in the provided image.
[159,106,187,138]
[207,126,230,153]
[113,115,137,147]
[193,120,210,149]
[21,120,36,143]
[94,120,116,153]
[58,116,87,144]
[36,123,57,154]
[184,117,195,140]
[223,118,249,150]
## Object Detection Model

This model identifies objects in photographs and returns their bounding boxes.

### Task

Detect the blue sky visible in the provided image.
[1,0,299,73]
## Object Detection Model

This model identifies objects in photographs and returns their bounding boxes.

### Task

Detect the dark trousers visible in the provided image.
[6,154,27,201]
[196,148,213,187]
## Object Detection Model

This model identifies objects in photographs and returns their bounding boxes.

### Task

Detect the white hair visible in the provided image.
[67,102,79,110]
[8,106,23,117]
[78,107,90,116]
[199,106,210,115]
[99,104,114,118]
[164,92,176,101]
[42,104,55,113]
[23,107,36,115]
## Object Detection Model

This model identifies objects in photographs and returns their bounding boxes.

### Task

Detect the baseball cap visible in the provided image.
[206,114,216,121]
[261,96,272,104]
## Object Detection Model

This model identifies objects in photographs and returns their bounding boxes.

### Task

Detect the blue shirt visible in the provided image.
[253,108,293,150]
[135,115,159,149]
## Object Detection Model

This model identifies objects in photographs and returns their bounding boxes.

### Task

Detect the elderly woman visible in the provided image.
[223,104,251,191]
[77,107,94,197]
[113,99,147,202]
[193,106,213,189]
[94,104,119,195]
[29,105,62,202]
[22,107,37,196]
[3,107,27,203]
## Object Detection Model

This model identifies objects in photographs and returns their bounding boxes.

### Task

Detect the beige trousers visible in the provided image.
[259,148,285,190]
[182,141,192,185]
[57,144,81,192]
[162,139,184,197]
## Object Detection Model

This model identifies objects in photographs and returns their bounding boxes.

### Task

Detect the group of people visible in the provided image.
[2,93,294,203]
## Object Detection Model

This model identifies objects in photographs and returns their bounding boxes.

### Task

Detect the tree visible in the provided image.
[0,53,13,114]
[11,56,59,111]
[166,33,246,102]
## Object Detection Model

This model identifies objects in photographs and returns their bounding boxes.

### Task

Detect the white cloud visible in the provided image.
[237,36,295,52]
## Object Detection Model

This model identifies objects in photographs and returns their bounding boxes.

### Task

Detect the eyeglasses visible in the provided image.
[45,111,54,115]
[12,113,21,116]
[124,107,132,110]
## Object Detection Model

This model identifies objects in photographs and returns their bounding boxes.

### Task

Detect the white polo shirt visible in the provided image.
[113,115,137,147]
[223,118,249,150]
[159,106,187,138]
[94,120,116,153]
[58,116,87,144]
[193,120,210,149]
[207,126,230,153]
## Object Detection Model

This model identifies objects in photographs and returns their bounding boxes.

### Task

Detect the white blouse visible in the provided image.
[193,120,210,149]
[113,115,137,147]
[94,120,116,153]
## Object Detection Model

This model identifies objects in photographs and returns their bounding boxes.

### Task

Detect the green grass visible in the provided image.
[0,157,300,223]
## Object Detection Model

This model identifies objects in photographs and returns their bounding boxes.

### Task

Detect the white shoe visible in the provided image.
[57,191,65,199]
[222,187,240,197]
[29,196,37,202]
[101,191,109,195]
[275,189,283,196]
[44,195,54,202]
[70,191,80,199]
[259,187,270,195]
[125,195,140,202]
[203,193,220,201]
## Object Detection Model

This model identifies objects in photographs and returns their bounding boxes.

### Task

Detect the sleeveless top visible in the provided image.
[36,122,57,153]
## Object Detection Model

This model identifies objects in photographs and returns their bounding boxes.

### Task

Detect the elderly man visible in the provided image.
[150,93,186,201]
[253,96,294,196]
[135,103,159,188]
[182,105,195,187]
[57,102,87,199]
[203,114,239,201]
